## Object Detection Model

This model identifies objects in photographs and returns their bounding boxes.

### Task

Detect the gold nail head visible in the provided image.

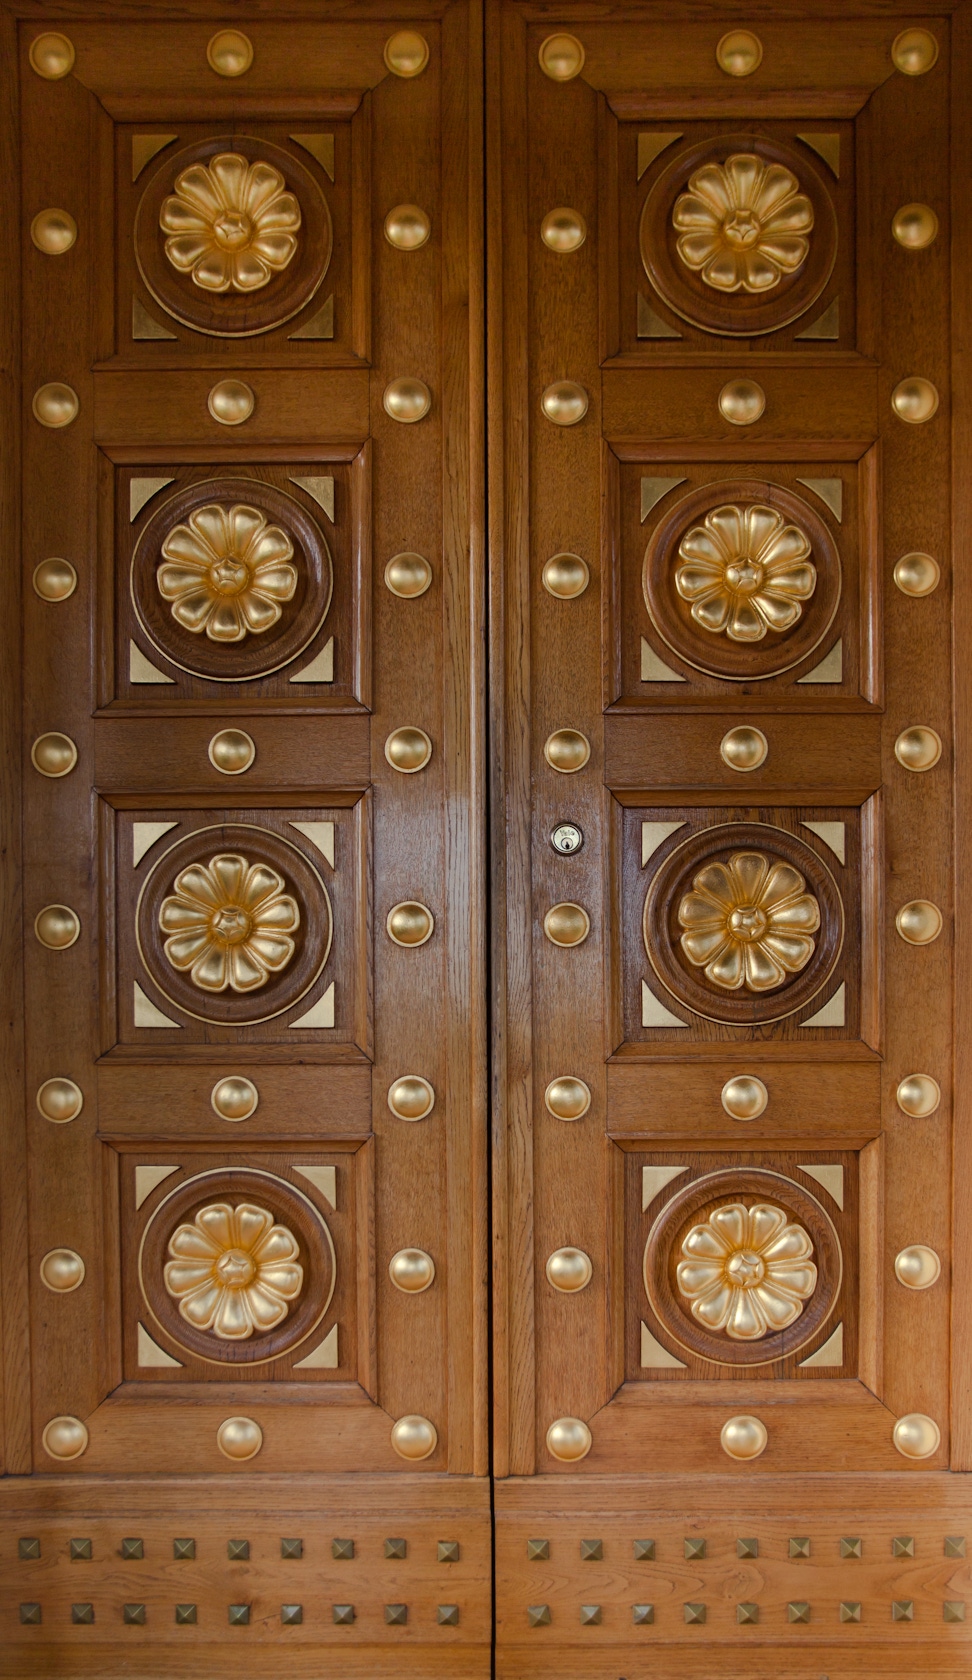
[894,552,940,597]
[541,380,588,426]
[892,1412,940,1459]
[544,729,591,773]
[31,732,78,778]
[538,33,585,81]
[721,1075,768,1120]
[30,208,78,254]
[34,905,81,950]
[892,203,939,250]
[544,1076,591,1121]
[894,1244,941,1290]
[217,1416,263,1460]
[206,29,253,77]
[29,32,75,78]
[383,204,431,250]
[208,728,255,775]
[891,376,939,423]
[895,726,942,772]
[388,1248,436,1293]
[721,1414,768,1460]
[32,383,79,429]
[543,903,590,948]
[383,377,432,423]
[384,30,430,78]
[892,28,939,76]
[718,378,765,425]
[211,1076,259,1122]
[207,379,255,426]
[384,726,432,774]
[387,1075,435,1121]
[42,1415,88,1459]
[391,1414,437,1460]
[545,1248,593,1292]
[541,208,587,252]
[386,901,435,947]
[36,1076,83,1123]
[40,1248,85,1293]
[720,725,768,772]
[33,558,78,602]
[385,552,432,598]
[716,29,763,76]
[896,1073,941,1117]
[546,1416,592,1461]
[542,553,589,598]
[895,899,943,945]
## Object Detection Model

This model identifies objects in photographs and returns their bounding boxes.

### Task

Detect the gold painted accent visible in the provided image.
[207,379,255,426]
[389,1248,435,1293]
[638,133,683,180]
[292,1324,338,1368]
[642,821,685,867]
[642,979,688,1028]
[718,378,766,425]
[675,156,810,293]
[384,204,431,251]
[165,1201,302,1340]
[132,134,178,182]
[207,730,255,776]
[133,981,181,1028]
[895,899,943,945]
[31,732,77,778]
[383,377,432,423]
[679,851,817,994]
[289,821,334,867]
[130,641,174,684]
[641,639,686,682]
[802,821,845,865]
[796,477,842,521]
[386,552,432,598]
[543,903,590,947]
[642,1165,688,1210]
[799,1321,844,1366]
[288,296,333,340]
[137,1321,182,1367]
[132,295,177,340]
[678,1203,816,1339]
[131,477,174,521]
[893,1412,940,1458]
[892,27,939,75]
[134,1165,179,1209]
[895,725,942,772]
[892,376,939,424]
[538,33,585,81]
[391,1414,437,1460]
[217,1416,263,1459]
[288,475,334,519]
[896,1073,941,1117]
[295,1165,335,1207]
[34,904,80,950]
[542,553,589,598]
[795,297,839,340]
[384,30,430,78]
[546,1417,592,1461]
[32,383,78,429]
[290,134,334,179]
[29,33,75,78]
[676,503,815,644]
[211,1076,259,1122]
[133,822,178,867]
[36,1076,83,1124]
[543,729,591,773]
[540,380,588,426]
[800,982,845,1028]
[206,30,253,78]
[384,725,432,773]
[386,901,435,947]
[719,726,768,772]
[640,1320,687,1368]
[721,1076,768,1120]
[716,29,763,76]
[544,1076,591,1121]
[641,476,687,521]
[637,294,682,338]
[894,551,940,596]
[797,640,842,683]
[894,1245,941,1290]
[840,1601,861,1622]
[892,202,939,250]
[30,208,77,255]
[721,1414,768,1458]
[33,558,77,602]
[160,851,297,993]
[387,1075,435,1121]
[40,1248,84,1293]
[540,208,586,253]
[42,1416,88,1460]
[162,154,298,292]
[545,1248,593,1292]
[159,503,297,643]
[796,133,840,177]
[799,1163,843,1209]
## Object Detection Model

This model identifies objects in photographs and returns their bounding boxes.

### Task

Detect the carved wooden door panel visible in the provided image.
[1,7,486,1676]
[490,4,972,1675]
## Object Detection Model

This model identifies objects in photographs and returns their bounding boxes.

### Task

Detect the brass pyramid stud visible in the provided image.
[281,1538,302,1559]
[70,1538,92,1560]
[120,1538,144,1560]
[944,1601,966,1622]
[632,1603,654,1624]
[281,1604,302,1625]
[633,1538,655,1560]
[788,1601,811,1623]
[684,1601,706,1624]
[580,1604,602,1624]
[437,1604,459,1625]
[71,1603,94,1624]
[123,1604,146,1625]
[945,1536,966,1557]
[892,1600,914,1622]
[228,1603,250,1625]
[19,1538,41,1560]
[174,1603,197,1624]
[737,1538,759,1559]
[385,1604,408,1626]
[684,1538,706,1560]
[737,1602,759,1624]
[840,1601,861,1622]
[227,1540,249,1561]
[384,1537,406,1559]
[580,1538,603,1560]
[790,1537,811,1559]
[332,1538,354,1560]
[840,1536,862,1558]
[893,1536,915,1557]
[173,1538,195,1560]
[527,1538,549,1561]
[19,1603,41,1625]
[528,1604,551,1627]
[437,1541,460,1563]
[333,1604,355,1624]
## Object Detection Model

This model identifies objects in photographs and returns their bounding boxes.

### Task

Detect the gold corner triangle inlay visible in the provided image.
[133,981,181,1029]
[798,1321,844,1367]
[642,1165,688,1211]
[289,133,334,179]
[289,820,335,867]
[640,1320,687,1368]
[137,1321,183,1367]
[132,133,178,182]
[132,294,177,341]
[801,821,845,865]
[797,639,843,683]
[637,132,683,180]
[134,1165,179,1210]
[799,1162,844,1210]
[129,641,174,684]
[796,476,842,521]
[293,1324,338,1368]
[289,982,334,1030]
[295,1164,336,1208]
[133,821,178,868]
[641,476,686,522]
[289,475,334,520]
[795,296,840,341]
[637,293,682,339]
[642,979,687,1029]
[288,295,334,340]
[130,477,174,522]
[800,982,845,1029]
[796,132,840,178]
[641,637,686,683]
[289,638,334,683]
[642,821,685,868]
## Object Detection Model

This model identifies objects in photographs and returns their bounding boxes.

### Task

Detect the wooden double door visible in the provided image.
[1,3,970,1676]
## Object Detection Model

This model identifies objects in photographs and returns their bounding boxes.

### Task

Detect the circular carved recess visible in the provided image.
[136,824,331,1026]
[131,478,332,683]
[644,1167,842,1367]
[135,136,331,338]
[643,481,840,681]
[643,823,843,1025]
[139,1166,335,1366]
[640,135,837,337]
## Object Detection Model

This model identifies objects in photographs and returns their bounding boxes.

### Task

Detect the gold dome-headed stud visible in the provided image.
[206,29,253,77]
[385,552,432,598]
[386,901,435,947]
[32,383,79,429]
[892,28,939,76]
[892,1412,940,1459]
[217,1416,263,1461]
[36,1076,83,1123]
[207,379,255,426]
[543,903,590,948]
[544,1076,591,1121]
[895,899,943,945]
[30,209,77,255]
[542,553,589,599]
[383,377,432,423]
[33,558,77,602]
[387,1074,435,1121]
[384,204,431,250]
[40,1248,85,1293]
[892,203,939,250]
[719,378,766,426]
[208,728,255,775]
[720,725,768,772]
[42,1415,88,1460]
[546,1416,592,1461]
[384,30,430,78]
[391,1414,437,1460]
[891,377,939,424]
[540,381,588,426]
[211,1076,259,1122]
[721,1075,768,1120]
[716,29,763,77]
[29,32,75,78]
[895,726,942,772]
[31,732,77,778]
[541,208,587,253]
[721,1414,768,1460]
[545,1247,593,1292]
[894,552,940,597]
[384,726,433,773]
[894,1244,941,1290]
[896,1073,941,1117]
[34,905,80,950]
[538,33,585,81]
[388,1248,435,1293]
[544,729,591,773]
